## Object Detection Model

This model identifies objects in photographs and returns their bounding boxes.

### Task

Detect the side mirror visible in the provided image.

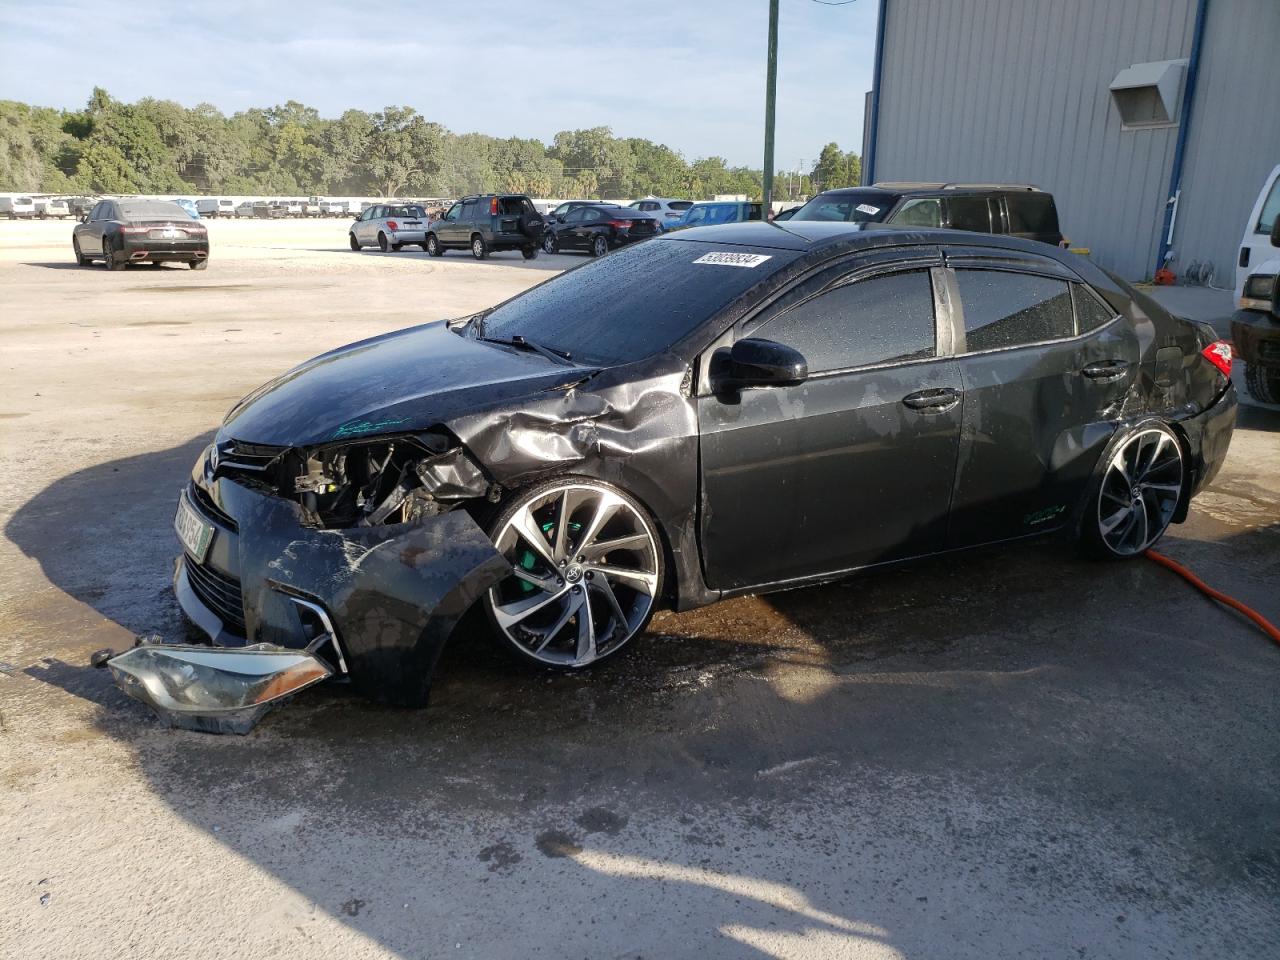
[80,214,89,223]
[1271,216,1280,247]
[712,337,808,392]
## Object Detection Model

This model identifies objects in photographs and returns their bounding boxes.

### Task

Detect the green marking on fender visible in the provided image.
[1024,504,1067,526]
[332,417,410,440]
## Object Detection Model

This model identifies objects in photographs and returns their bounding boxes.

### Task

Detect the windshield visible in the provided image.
[118,201,189,220]
[792,190,894,223]
[478,237,797,366]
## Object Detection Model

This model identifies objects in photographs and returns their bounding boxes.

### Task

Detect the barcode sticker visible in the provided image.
[693,252,773,268]
[856,204,881,215]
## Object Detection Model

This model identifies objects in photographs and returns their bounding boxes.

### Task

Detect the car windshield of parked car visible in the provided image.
[117,201,189,220]
[792,191,893,223]
[478,237,798,366]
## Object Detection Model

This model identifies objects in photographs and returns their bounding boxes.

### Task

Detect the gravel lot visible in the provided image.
[1,217,1277,959]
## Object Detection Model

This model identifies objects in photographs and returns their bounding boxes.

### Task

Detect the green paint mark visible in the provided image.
[331,417,410,440]
[1024,504,1067,527]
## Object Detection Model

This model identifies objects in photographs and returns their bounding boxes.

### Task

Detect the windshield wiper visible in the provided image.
[479,334,574,366]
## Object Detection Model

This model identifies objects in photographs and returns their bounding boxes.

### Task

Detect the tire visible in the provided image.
[426,233,443,257]
[392,241,404,251]
[541,233,558,254]
[377,232,389,253]
[1244,362,1280,405]
[471,234,488,260]
[190,258,208,270]
[590,235,608,258]
[483,478,664,671]
[103,239,123,271]
[1081,420,1185,559]
[521,245,539,260]
[349,233,360,251]
[72,238,89,267]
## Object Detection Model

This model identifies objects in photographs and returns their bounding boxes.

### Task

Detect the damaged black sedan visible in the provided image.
[138,222,1237,724]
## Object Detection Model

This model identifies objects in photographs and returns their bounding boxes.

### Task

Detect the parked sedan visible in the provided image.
[73,198,209,269]
[669,200,764,230]
[349,203,430,252]
[153,222,1235,723]
[541,203,660,256]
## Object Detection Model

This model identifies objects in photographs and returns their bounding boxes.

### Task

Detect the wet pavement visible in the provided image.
[1,222,1277,958]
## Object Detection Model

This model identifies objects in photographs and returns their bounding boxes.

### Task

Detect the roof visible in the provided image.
[870,181,1043,192]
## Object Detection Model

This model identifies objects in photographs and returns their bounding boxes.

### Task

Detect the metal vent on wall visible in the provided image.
[1109,59,1187,129]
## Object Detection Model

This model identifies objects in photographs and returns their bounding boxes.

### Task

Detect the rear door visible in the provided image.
[945,196,998,235]
[941,248,1139,546]
[698,248,966,589]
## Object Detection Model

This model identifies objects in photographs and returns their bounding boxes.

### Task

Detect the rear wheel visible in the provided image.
[349,233,360,251]
[392,241,404,251]
[590,235,608,258]
[521,245,538,260]
[1082,422,1184,559]
[377,232,389,253]
[1244,363,1280,405]
[426,233,443,257]
[190,258,208,270]
[471,234,488,260]
[103,239,123,270]
[484,479,663,670]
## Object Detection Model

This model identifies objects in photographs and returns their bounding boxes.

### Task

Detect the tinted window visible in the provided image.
[89,202,105,220]
[891,198,942,228]
[956,270,1074,351]
[1257,175,1280,234]
[479,237,799,366]
[460,200,479,221]
[746,204,763,221]
[669,201,693,211]
[564,208,588,223]
[1005,194,1059,236]
[755,270,937,374]
[792,190,892,223]
[1072,283,1115,333]
[444,204,461,222]
[947,197,992,232]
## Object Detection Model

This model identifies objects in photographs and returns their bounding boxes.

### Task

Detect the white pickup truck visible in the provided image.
[1230,164,1280,404]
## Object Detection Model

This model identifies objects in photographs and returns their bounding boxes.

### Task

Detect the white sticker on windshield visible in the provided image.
[856,203,881,215]
[693,252,773,268]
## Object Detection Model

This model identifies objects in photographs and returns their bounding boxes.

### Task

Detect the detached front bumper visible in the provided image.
[169,463,509,709]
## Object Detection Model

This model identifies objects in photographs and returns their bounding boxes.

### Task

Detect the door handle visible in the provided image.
[902,387,960,412]
[1081,360,1131,380]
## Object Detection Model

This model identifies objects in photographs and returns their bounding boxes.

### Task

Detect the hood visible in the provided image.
[221,321,592,447]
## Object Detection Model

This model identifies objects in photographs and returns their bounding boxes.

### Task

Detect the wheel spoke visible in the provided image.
[581,532,651,561]
[591,576,629,633]
[1100,507,1130,535]
[575,591,597,661]
[493,586,568,630]
[514,506,557,569]
[511,566,559,592]
[1142,481,1181,494]
[553,490,572,561]
[595,565,658,595]
[573,492,624,558]
[1133,499,1150,550]
[535,590,582,653]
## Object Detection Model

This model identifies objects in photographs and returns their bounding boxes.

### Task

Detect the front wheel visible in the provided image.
[349,233,360,251]
[471,234,488,260]
[1244,363,1280,405]
[484,479,663,670]
[590,235,608,258]
[521,245,539,260]
[426,233,443,257]
[541,233,558,254]
[1082,422,1184,559]
[72,237,89,267]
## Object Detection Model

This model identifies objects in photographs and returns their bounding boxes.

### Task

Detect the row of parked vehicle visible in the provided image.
[0,196,80,219]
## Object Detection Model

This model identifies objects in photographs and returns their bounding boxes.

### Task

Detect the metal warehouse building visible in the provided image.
[862,0,1280,281]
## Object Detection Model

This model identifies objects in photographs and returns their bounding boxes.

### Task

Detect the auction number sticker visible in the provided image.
[856,204,881,215]
[693,252,773,268]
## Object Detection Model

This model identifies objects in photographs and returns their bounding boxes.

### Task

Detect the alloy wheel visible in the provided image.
[1097,427,1183,556]
[487,482,660,667]
[542,234,557,254]
[592,236,607,257]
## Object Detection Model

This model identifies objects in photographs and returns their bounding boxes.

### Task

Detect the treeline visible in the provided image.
[0,88,862,200]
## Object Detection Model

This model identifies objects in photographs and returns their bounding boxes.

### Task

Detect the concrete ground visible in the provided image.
[1,218,1277,959]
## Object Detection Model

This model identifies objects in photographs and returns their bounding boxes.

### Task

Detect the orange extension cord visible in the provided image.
[1146,549,1280,647]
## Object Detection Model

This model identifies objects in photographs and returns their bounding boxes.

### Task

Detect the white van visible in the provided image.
[198,198,236,218]
[35,198,70,219]
[1229,164,1280,404]
[1,196,37,219]
[1235,164,1280,309]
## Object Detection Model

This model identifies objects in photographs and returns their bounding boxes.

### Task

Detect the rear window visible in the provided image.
[1005,194,1060,236]
[479,237,798,366]
[499,197,535,216]
[668,201,694,211]
[792,190,892,223]
[956,270,1074,351]
[387,206,426,218]
[117,201,187,219]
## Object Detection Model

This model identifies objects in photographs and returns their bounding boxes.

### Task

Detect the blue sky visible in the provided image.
[0,0,878,170]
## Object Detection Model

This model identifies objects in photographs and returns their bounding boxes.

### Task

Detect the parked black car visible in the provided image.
[170,222,1235,710]
[544,199,601,223]
[72,199,209,270]
[426,194,544,259]
[792,182,1066,246]
[540,203,661,256]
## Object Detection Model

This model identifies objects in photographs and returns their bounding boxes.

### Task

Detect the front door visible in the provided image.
[698,260,964,589]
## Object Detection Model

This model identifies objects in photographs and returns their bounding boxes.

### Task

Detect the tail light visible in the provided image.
[490,197,499,215]
[387,220,398,230]
[120,224,149,234]
[607,219,633,229]
[1201,341,1233,377]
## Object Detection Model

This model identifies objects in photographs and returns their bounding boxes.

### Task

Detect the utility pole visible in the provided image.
[762,0,779,214]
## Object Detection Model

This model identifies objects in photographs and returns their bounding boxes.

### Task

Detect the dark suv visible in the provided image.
[426,194,544,260]
[791,182,1065,246]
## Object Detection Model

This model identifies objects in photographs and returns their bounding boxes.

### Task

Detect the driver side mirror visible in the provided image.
[1271,216,1280,247]
[711,338,808,393]
[80,214,89,223]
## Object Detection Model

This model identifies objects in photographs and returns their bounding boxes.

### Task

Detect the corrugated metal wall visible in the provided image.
[872,0,1279,281]
[1172,0,1280,286]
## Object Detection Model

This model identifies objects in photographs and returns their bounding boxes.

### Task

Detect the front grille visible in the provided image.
[184,556,247,635]
[218,438,287,474]
[189,481,237,531]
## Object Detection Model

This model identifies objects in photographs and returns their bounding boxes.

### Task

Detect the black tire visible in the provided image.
[521,245,539,260]
[72,238,89,267]
[482,477,665,671]
[103,239,124,270]
[426,233,443,257]
[471,234,488,260]
[392,241,404,251]
[541,233,558,254]
[190,258,208,270]
[377,232,389,253]
[590,234,608,258]
[1080,419,1185,560]
[349,233,360,251]
[1244,363,1280,405]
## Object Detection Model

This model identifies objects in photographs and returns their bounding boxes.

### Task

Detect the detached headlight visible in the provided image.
[1244,273,1277,301]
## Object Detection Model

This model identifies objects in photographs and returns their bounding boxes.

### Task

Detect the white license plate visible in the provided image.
[175,493,214,563]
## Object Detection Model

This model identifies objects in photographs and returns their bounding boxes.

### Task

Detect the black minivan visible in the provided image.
[791,182,1065,246]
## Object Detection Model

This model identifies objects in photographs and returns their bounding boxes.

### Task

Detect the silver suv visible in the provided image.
[349,204,430,252]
